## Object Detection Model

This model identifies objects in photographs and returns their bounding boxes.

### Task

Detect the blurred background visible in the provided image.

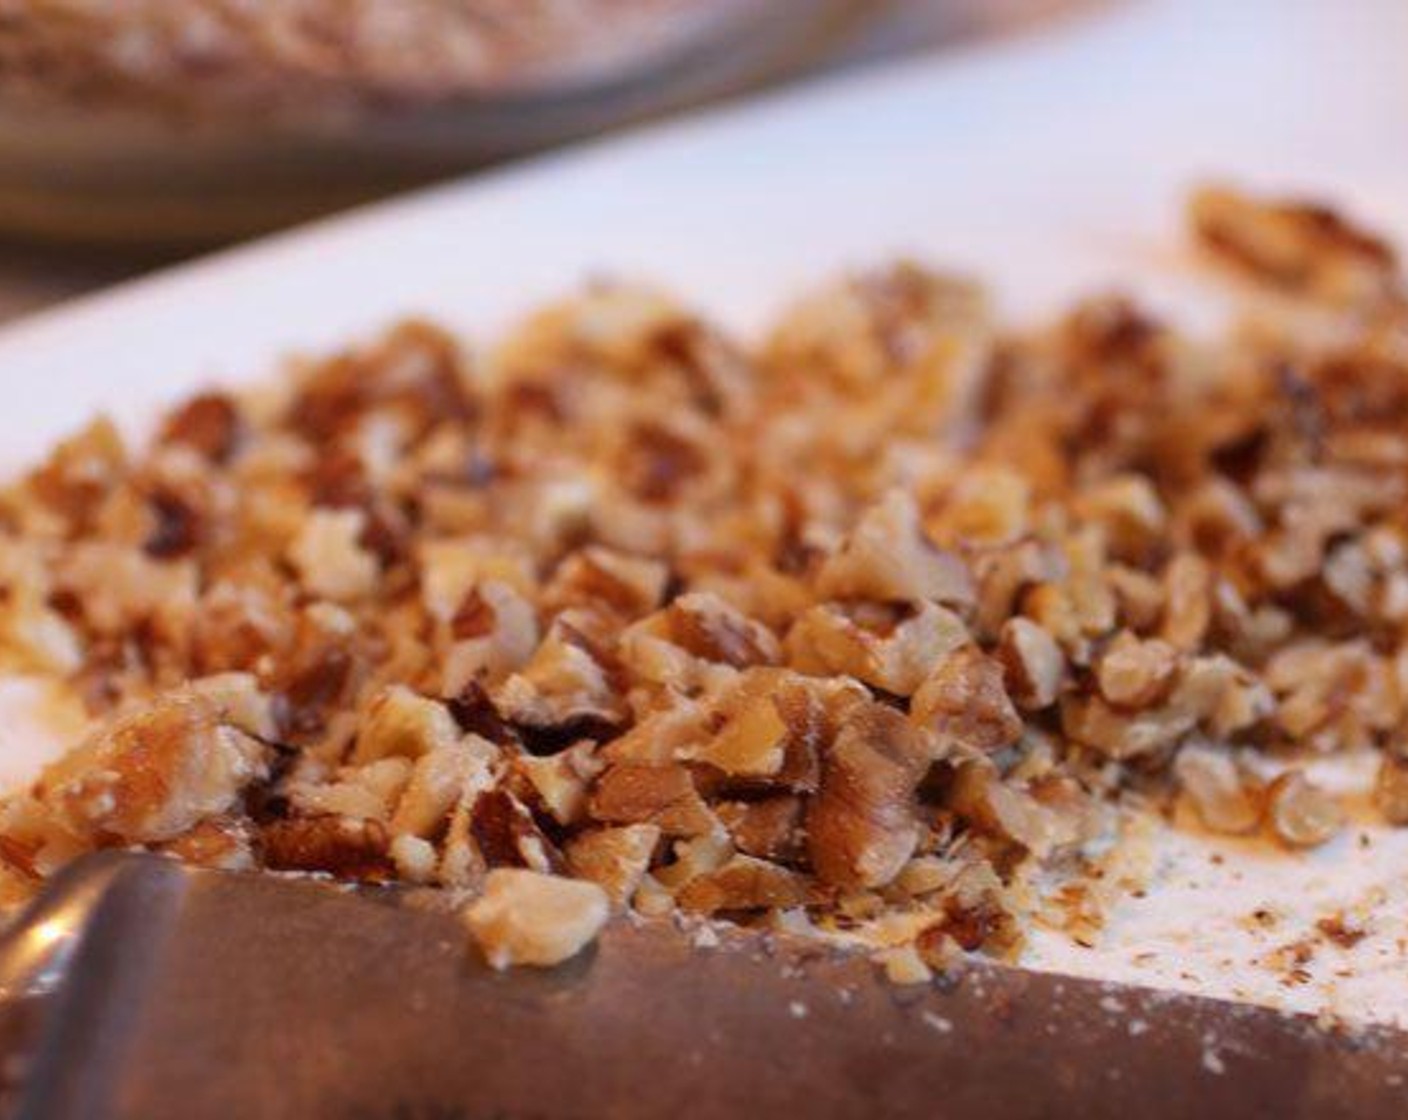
[0,0,1101,323]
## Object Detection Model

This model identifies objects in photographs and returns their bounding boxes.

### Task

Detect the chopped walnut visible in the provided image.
[807,704,932,890]
[261,815,391,879]
[390,832,438,883]
[354,686,462,764]
[817,491,974,606]
[1190,185,1399,306]
[662,592,780,668]
[36,690,268,843]
[787,600,968,696]
[566,824,660,907]
[391,737,499,838]
[464,869,610,970]
[676,854,815,914]
[1265,771,1344,849]
[494,622,626,731]
[545,547,668,621]
[515,740,602,827]
[289,757,412,821]
[7,184,1408,982]
[997,617,1065,710]
[588,763,720,838]
[715,796,803,862]
[1174,745,1260,835]
[286,508,380,602]
[470,789,563,873]
[950,764,1062,858]
[911,645,1021,752]
[441,580,540,696]
[1096,631,1178,708]
[1374,756,1408,825]
[156,816,254,871]
[679,668,822,785]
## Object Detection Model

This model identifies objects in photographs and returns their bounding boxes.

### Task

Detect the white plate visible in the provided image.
[2,0,1407,1028]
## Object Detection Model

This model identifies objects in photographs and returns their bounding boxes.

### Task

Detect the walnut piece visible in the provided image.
[1375,756,1408,826]
[565,824,660,907]
[464,869,610,970]
[1174,745,1260,835]
[36,690,268,843]
[911,646,1021,752]
[1265,771,1344,849]
[807,704,932,890]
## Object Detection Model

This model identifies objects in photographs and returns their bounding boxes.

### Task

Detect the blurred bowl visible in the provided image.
[0,0,877,246]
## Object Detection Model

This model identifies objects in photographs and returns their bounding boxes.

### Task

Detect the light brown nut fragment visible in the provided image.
[392,737,499,838]
[664,592,780,668]
[1173,655,1274,739]
[588,763,719,838]
[354,685,461,765]
[787,601,968,697]
[816,491,973,606]
[918,861,1022,957]
[876,945,933,986]
[766,263,990,407]
[290,757,413,821]
[1265,771,1344,849]
[1189,185,1399,306]
[545,547,668,620]
[419,537,537,620]
[1160,553,1213,652]
[949,765,1060,858]
[37,691,268,844]
[1374,756,1408,825]
[515,741,602,827]
[911,646,1021,752]
[441,580,540,694]
[1061,693,1194,760]
[807,704,932,890]
[565,824,661,908]
[683,669,825,786]
[939,466,1031,546]
[1174,745,1260,835]
[1103,569,1160,639]
[676,855,815,914]
[1074,474,1167,559]
[155,816,254,871]
[463,869,609,970]
[687,681,790,778]
[597,702,711,766]
[1096,632,1178,709]
[493,623,625,730]
[188,672,280,740]
[286,508,379,602]
[971,539,1060,639]
[390,833,438,883]
[997,617,1065,710]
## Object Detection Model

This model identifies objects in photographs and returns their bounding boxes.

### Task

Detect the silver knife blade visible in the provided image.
[1,852,1404,1119]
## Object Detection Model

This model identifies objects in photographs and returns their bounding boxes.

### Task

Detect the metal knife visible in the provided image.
[0,853,1403,1119]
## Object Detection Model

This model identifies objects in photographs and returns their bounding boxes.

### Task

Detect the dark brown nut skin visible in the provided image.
[260,816,392,880]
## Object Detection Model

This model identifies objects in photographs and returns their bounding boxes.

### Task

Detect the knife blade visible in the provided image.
[0,852,1403,1119]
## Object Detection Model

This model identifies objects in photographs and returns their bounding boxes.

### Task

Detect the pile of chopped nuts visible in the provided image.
[2,186,1407,972]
